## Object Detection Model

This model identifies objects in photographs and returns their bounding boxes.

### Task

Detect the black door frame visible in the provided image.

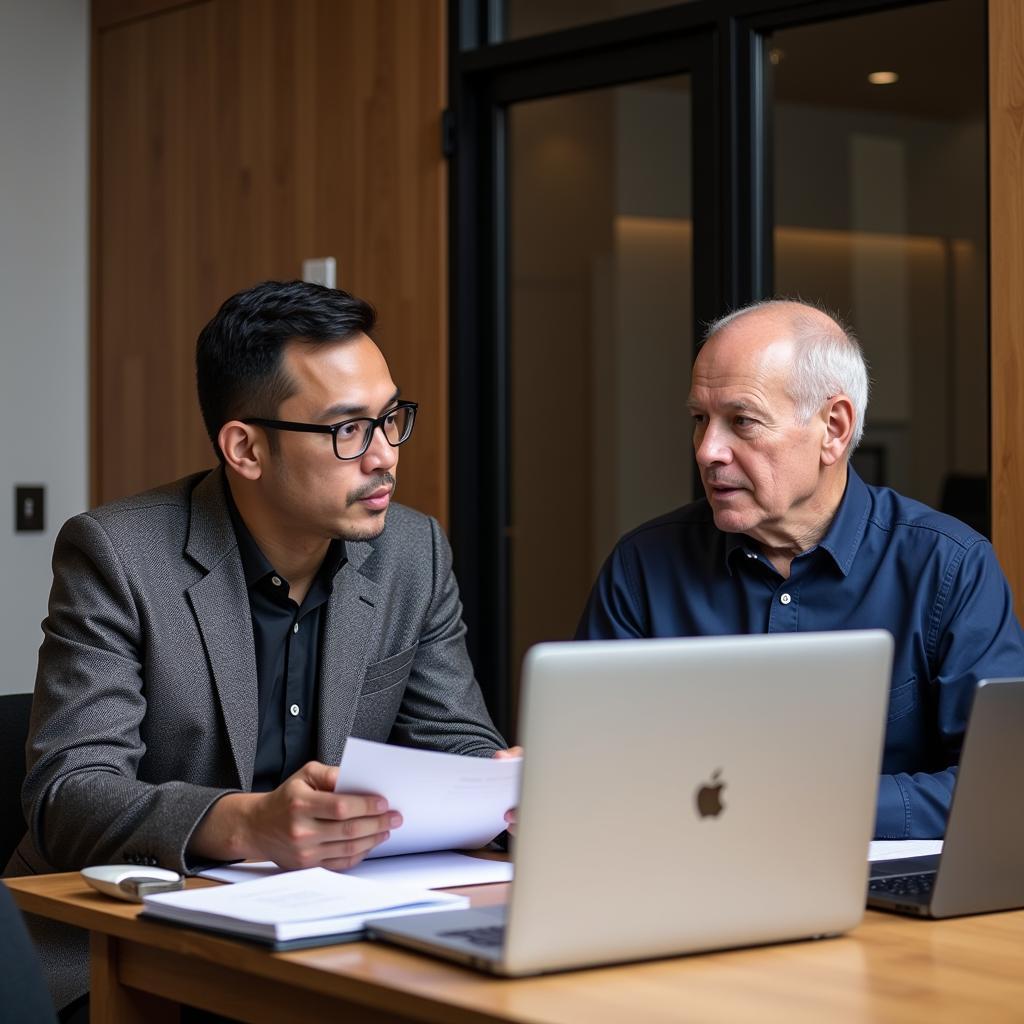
[449,0,940,735]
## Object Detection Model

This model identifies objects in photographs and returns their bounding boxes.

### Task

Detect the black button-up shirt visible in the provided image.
[225,485,346,792]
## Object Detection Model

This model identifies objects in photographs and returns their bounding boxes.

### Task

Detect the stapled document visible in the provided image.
[142,867,468,949]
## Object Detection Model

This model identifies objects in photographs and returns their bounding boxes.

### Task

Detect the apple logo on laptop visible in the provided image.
[695,769,726,819]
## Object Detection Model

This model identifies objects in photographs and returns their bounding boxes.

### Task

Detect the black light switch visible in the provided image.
[15,485,45,532]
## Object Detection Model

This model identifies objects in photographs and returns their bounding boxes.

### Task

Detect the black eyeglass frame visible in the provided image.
[242,401,418,461]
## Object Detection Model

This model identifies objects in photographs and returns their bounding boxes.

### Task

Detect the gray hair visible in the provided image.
[702,299,870,451]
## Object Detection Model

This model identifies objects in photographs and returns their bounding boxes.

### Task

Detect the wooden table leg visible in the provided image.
[90,932,180,1024]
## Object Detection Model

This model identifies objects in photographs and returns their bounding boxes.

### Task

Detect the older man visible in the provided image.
[576,299,1024,839]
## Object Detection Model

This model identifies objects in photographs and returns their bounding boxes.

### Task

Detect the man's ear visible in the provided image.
[821,395,855,467]
[218,421,265,480]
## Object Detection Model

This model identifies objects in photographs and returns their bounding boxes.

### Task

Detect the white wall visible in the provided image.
[0,0,89,696]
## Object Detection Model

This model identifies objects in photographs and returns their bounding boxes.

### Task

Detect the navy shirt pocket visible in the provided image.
[887,675,919,723]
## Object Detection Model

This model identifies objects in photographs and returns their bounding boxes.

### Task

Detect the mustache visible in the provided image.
[704,473,746,489]
[347,473,396,506]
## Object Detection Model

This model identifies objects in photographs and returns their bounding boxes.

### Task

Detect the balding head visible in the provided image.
[687,299,863,568]
[702,300,869,450]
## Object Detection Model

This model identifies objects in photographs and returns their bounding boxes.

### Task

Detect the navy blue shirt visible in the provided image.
[576,468,1024,839]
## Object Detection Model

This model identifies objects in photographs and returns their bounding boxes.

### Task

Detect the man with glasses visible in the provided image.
[8,280,512,1014]
[577,299,1024,841]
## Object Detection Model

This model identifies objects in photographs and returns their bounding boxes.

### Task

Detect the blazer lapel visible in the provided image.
[318,541,381,768]
[184,470,259,789]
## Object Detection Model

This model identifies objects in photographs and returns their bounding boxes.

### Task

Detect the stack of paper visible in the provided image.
[868,840,943,862]
[335,738,521,857]
[199,851,513,889]
[142,867,468,950]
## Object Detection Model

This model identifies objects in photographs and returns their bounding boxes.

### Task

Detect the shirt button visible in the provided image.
[271,576,282,587]
[289,703,300,717]
[780,593,792,605]
[293,623,299,634]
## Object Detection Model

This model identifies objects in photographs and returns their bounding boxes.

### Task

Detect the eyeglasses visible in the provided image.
[243,401,418,461]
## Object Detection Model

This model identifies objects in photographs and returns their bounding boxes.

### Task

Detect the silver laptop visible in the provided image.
[868,677,1024,918]
[367,630,893,975]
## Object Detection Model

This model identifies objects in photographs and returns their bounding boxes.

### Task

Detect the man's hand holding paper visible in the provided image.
[493,745,523,835]
[190,761,403,871]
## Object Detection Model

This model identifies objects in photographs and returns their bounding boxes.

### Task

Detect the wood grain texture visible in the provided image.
[7,873,1024,1024]
[93,0,202,32]
[89,14,104,509]
[90,931,180,1024]
[991,0,1024,605]
[118,942,420,1024]
[93,0,448,522]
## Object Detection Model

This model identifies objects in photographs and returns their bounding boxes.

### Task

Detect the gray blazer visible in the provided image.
[6,468,504,1006]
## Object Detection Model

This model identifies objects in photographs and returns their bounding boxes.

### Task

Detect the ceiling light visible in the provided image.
[868,71,899,86]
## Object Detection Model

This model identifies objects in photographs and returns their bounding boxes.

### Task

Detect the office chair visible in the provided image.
[0,883,58,1023]
[940,473,989,538]
[0,693,34,869]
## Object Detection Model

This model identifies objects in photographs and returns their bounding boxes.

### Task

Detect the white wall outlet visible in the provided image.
[301,257,337,289]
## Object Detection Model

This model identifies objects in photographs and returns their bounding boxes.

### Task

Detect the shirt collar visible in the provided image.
[223,477,346,590]
[723,530,750,575]
[814,465,870,577]
[721,466,870,578]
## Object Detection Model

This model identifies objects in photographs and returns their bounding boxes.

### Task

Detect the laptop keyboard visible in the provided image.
[868,872,936,898]
[437,925,507,949]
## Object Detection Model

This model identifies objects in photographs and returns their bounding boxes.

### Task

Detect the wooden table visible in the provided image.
[5,872,1024,1024]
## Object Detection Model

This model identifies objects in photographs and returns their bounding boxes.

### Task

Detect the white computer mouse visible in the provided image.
[81,864,184,902]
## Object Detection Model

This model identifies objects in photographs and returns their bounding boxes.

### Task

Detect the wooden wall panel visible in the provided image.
[990,0,1024,607]
[93,0,448,523]
[93,0,203,31]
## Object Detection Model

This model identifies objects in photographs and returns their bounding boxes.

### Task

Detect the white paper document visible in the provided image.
[352,851,513,886]
[868,840,944,862]
[334,738,521,858]
[199,851,514,889]
[142,866,467,947]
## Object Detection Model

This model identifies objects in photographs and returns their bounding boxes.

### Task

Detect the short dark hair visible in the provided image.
[196,279,376,456]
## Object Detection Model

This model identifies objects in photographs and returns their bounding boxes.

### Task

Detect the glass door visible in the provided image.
[450,1,989,736]
[764,0,988,528]
[507,76,695,716]
[450,19,715,734]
